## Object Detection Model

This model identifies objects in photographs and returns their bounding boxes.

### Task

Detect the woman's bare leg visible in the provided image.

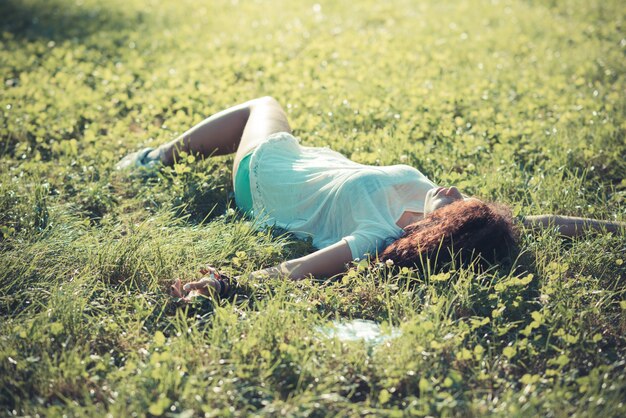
[166,97,291,300]
[149,96,290,168]
[233,96,290,173]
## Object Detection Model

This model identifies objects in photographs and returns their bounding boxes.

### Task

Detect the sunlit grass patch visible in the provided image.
[1,0,625,415]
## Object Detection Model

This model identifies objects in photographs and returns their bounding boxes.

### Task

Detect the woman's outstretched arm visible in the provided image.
[522,215,626,237]
[171,240,354,301]
[252,240,354,280]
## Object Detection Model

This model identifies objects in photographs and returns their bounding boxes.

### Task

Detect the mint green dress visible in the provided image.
[243,132,437,260]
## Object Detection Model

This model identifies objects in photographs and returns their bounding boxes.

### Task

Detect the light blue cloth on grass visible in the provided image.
[318,319,401,346]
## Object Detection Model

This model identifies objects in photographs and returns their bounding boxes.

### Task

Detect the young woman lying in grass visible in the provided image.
[116,97,625,301]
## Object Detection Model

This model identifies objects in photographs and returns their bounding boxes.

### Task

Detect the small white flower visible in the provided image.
[385,259,394,267]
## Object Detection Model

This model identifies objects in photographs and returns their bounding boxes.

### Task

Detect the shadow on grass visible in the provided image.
[0,0,135,41]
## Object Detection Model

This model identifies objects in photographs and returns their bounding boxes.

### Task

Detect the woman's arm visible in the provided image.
[250,240,354,280]
[171,240,354,301]
[522,215,626,238]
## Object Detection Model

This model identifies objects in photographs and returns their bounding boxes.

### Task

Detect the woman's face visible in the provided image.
[424,186,465,214]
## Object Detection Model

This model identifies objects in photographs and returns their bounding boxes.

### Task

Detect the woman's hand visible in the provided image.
[170,268,222,303]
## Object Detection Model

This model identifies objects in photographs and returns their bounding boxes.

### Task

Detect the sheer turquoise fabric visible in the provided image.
[234,152,254,214]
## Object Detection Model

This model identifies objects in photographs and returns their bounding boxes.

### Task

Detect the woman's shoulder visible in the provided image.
[383,163,426,175]
[366,163,432,184]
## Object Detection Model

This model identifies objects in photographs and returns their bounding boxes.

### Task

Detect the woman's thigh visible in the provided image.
[233,97,291,173]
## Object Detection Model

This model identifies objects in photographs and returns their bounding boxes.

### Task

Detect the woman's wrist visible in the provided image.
[214,272,234,297]
[249,262,291,280]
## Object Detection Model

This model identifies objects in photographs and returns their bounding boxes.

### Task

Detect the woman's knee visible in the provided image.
[251,96,282,112]
[249,96,290,131]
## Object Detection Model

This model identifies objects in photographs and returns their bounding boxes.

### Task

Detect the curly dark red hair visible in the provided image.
[380,199,518,271]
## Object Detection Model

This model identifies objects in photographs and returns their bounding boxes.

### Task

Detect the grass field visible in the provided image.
[1,0,626,416]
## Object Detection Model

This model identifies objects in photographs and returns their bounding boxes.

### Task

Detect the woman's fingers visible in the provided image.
[170,273,223,303]
[170,278,186,299]
[182,277,221,296]
[183,278,207,292]
[199,266,218,276]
